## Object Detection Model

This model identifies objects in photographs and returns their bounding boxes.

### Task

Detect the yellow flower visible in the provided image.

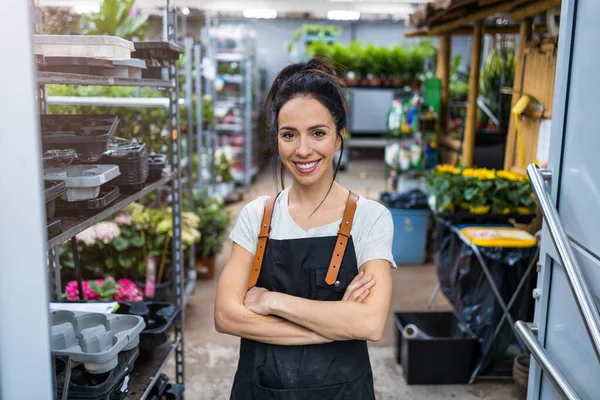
[462,167,495,180]
[436,164,459,175]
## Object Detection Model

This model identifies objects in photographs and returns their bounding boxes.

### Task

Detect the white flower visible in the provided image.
[76,228,97,247]
[114,213,132,226]
[94,222,121,244]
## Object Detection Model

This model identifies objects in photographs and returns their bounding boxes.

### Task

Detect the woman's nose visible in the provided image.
[295,136,312,157]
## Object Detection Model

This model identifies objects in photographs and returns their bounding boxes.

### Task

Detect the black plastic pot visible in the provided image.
[45,180,67,219]
[40,115,119,161]
[95,142,150,186]
[136,278,173,303]
[117,301,181,352]
[56,185,120,217]
[55,347,139,400]
[146,373,169,400]
[132,41,183,63]
[148,154,168,182]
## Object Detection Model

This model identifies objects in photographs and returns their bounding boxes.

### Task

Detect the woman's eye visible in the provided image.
[313,130,326,138]
[281,132,295,140]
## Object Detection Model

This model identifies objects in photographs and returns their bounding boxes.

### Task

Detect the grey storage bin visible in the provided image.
[50,310,145,374]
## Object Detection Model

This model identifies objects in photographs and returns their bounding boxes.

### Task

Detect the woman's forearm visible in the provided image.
[267,293,384,342]
[215,303,333,345]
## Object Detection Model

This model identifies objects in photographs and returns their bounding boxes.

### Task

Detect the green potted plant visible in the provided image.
[214,148,235,198]
[390,45,407,87]
[194,191,232,279]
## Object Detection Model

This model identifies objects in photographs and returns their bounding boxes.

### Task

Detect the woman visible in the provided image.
[215,57,395,400]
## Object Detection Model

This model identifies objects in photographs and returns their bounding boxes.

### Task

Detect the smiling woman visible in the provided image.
[215,57,395,400]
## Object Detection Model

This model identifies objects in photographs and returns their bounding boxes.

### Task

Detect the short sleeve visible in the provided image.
[356,208,397,269]
[229,197,267,255]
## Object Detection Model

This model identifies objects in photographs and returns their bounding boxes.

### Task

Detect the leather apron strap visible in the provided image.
[325,192,359,285]
[247,191,359,288]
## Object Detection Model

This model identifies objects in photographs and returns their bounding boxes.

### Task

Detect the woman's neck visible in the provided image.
[289,173,343,211]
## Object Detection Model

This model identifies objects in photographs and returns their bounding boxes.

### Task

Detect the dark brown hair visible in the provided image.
[264,57,347,210]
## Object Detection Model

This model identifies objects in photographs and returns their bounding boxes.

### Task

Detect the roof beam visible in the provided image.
[426,0,531,35]
[508,0,561,20]
[404,23,547,37]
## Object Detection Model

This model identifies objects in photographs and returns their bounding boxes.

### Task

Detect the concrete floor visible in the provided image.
[181,157,520,399]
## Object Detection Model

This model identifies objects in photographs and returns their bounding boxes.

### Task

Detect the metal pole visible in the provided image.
[515,321,580,400]
[206,10,216,191]
[528,164,600,362]
[244,58,253,187]
[184,36,196,281]
[167,1,185,387]
[0,1,53,398]
[194,43,204,191]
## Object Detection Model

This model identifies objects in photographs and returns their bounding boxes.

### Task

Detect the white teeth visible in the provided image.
[296,161,318,170]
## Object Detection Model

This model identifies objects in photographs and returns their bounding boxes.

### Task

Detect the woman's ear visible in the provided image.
[336,129,345,151]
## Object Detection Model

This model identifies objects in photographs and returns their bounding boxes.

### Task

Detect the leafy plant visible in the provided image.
[215,151,234,183]
[193,191,232,258]
[42,7,84,35]
[479,48,516,127]
[84,0,149,40]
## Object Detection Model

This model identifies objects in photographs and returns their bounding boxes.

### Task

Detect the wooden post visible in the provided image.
[437,33,451,137]
[462,20,483,166]
[504,18,533,170]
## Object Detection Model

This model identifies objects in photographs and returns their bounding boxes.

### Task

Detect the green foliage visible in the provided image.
[215,152,233,183]
[288,24,342,54]
[449,55,469,100]
[479,48,516,126]
[193,191,232,258]
[84,0,149,40]
[42,7,84,35]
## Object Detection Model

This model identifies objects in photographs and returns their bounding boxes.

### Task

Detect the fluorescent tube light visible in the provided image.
[243,9,277,19]
[327,10,361,20]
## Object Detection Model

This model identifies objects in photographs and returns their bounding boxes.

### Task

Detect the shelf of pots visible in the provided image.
[193,190,232,280]
[59,202,201,302]
[306,40,436,90]
[426,165,537,225]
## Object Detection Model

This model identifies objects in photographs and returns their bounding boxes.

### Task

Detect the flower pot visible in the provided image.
[517,207,532,215]
[470,205,491,215]
[136,278,173,302]
[369,78,382,87]
[196,256,216,280]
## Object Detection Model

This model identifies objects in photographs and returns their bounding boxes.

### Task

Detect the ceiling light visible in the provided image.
[72,4,100,14]
[243,9,277,19]
[327,10,361,20]
[181,7,190,16]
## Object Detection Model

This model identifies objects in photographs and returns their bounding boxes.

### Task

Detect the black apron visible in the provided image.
[230,198,375,400]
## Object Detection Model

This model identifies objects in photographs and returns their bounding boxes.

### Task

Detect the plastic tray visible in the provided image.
[44,165,120,202]
[38,56,114,75]
[97,142,149,186]
[132,41,183,63]
[33,35,134,59]
[47,218,62,239]
[105,58,147,79]
[40,115,120,161]
[148,154,167,181]
[56,185,120,217]
[45,180,67,219]
[43,149,78,169]
[116,302,181,351]
[51,310,145,374]
[146,374,169,400]
[55,347,139,400]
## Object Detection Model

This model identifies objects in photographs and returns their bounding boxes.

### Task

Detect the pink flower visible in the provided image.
[114,279,143,301]
[76,228,97,246]
[64,280,101,300]
[114,213,132,226]
[94,222,121,244]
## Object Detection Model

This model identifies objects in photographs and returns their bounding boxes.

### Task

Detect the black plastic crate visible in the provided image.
[148,154,167,181]
[162,383,184,399]
[116,301,181,352]
[96,142,150,186]
[146,374,169,400]
[40,115,119,161]
[55,185,120,217]
[45,180,67,219]
[47,218,62,239]
[132,41,183,63]
[55,347,139,400]
[38,56,114,75]
[394,311,478,385]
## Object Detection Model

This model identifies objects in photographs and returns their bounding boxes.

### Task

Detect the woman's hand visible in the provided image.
[342,271,375,303]
[244,286,274,316]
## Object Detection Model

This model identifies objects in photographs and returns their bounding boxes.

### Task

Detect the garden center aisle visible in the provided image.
[180,157,520,400]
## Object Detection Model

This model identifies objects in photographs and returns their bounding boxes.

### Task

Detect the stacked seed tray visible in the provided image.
[33,35,147,79]
[131,41,183,79]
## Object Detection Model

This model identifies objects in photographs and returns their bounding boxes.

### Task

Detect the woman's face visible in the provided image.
[277,96,342,187]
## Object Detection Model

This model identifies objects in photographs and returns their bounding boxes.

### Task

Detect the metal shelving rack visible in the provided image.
[1,1,187,399]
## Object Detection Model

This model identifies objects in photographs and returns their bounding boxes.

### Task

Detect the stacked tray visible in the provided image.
[45,180,67,219]
[40,114,119,162]
[33,35,134,60]
[55,185,120,217]
[97,140,150,189]
[105,59,147,79]
[55,347,139,400]
[148,154,167,182]
[116,301,181,352]
[44,165,120,202]
[50,310,145,374]
[37,56,115,75]
[132,41,182,79]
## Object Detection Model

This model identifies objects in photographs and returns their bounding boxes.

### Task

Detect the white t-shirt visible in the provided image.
[229,187,397,270]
